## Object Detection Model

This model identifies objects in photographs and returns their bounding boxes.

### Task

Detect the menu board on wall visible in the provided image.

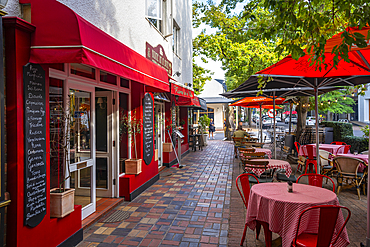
[142,93,154,165]
[23,63,47,227]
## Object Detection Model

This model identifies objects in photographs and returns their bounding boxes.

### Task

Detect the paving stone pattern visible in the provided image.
[78,140,233,247]
[78,139,367,247]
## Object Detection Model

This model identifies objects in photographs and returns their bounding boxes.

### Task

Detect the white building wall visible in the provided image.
[5,0,193,87]
[199,79,224,98]
[358,84,370,123]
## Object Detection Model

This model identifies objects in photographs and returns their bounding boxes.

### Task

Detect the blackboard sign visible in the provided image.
[23,63,47,227]
[142,93,154,165]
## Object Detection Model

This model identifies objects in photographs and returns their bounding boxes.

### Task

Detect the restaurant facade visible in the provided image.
[2,0,196,246]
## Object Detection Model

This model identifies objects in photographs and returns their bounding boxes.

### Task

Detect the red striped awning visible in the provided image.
[176,96,201,107]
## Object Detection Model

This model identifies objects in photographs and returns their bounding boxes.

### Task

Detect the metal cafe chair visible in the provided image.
[330,141,347,145]
[296,173,335,192]
[292,205,351,247]
[236,174,271,246]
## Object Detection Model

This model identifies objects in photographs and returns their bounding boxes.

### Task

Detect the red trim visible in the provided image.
[19,0,169,92]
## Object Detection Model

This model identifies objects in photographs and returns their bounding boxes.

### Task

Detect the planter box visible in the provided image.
[125,159,142,175]
[155,149,158,161]
[50,188,75,218]
[163,143,173,152]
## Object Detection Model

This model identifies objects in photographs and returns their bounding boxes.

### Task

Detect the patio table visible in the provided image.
[254,148,272,159]
[247,159,292,178]
[298,143,346,156]
[246,183,350,247]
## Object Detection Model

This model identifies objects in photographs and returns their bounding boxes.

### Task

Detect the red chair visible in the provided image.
[301,145,317,173]
[296,174,336,192]
[344,145,351,154]
[331,141,347,145]
[292,205,351,247]
[294,141,301,155]
[236,174,271,246]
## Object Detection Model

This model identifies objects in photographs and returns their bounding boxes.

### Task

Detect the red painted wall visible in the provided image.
[4,17,81,247]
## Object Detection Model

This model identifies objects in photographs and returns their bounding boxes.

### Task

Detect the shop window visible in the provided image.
[100,70,117,85]
[49,78,64,189]
[49,63,65,71]
[70,63,95,80]
[173,20,180,55]
[69,89,91,164]
[120,78,130,88]
[119,93,129,174]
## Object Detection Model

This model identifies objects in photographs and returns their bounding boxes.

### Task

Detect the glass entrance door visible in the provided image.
[68,88,95,219]
[95,91,113,197]
[154,103,164,168]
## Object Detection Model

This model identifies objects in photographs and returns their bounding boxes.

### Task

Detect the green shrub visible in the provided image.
[320,121,353,141]
[341,136,369,153]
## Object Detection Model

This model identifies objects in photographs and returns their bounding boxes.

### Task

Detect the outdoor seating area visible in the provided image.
[232,133,368,246]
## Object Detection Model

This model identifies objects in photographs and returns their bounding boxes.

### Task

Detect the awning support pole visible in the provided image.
[273,92,276,159]
[314,82,320,174]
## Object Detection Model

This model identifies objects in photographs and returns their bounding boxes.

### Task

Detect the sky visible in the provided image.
[192,0,246,82]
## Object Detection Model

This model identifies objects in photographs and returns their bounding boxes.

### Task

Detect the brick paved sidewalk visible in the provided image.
[78,140,367,247]
[78,140,234,247]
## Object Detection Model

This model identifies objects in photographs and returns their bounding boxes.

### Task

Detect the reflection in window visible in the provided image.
[146,0,162,32]
[69,89,91,164]
[49,78,64,189]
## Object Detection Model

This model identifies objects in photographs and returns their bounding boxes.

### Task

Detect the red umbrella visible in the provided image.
[283,110,297,114]
[244,105,282,110]
[231,97,285,145]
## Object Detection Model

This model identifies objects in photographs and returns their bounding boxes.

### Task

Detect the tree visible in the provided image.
[192,58,213,95]
[193,1,281,89]
[219,0,370,69]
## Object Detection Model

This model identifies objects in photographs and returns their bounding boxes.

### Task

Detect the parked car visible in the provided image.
[338,119,349,123]
[262,116,277,129]
[285,116,297,124]
[275,116,281,122]
[306,116,316,126]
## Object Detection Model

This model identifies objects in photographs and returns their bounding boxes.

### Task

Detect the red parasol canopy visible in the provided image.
[257,26,370,78]
[283,110,297,114]
[230,96,286,107]
[244,105,282,109]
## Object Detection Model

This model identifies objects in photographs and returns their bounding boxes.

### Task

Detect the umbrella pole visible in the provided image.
[314,84,320,174]
[273,92,276,159]
[289,102,292,134]
[260,104,262,142]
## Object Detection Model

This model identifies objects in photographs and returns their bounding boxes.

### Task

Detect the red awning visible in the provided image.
[20,0,169,92]
[176,96,201,107]
[171,83,195,98]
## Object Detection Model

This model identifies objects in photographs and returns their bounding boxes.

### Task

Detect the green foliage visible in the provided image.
[321,121,353,141]
[309,90,355,114]
[225,0,370,68]
[342,136,369,153]
[193,58,213,95]
[198,115,211,134]
[361,125,369,138]
[192,1,282,89]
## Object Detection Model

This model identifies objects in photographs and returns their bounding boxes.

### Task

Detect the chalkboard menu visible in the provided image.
[23,63,47,227]
[142,93,154,165]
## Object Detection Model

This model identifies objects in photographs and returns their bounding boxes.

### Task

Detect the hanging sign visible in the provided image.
[146,43,173,75]
[23,63,47,227]
[268,109,276,118]
[142,93,154,165]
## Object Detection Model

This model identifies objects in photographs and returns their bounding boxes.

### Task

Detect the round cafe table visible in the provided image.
[254,148,272,159]
[247,159,292,178]
[246,183,349,247]
[298,144,346,156]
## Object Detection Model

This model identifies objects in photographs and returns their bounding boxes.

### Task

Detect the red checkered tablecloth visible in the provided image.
[247,159,292,178]
[298,144,346,156]
[246,183,350,247]
[254,148,272,159]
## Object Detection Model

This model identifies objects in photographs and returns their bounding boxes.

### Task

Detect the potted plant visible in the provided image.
[199,115,210,146]
[163,117,174,152]
[120,109,143,174]
[49,97,75,218]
